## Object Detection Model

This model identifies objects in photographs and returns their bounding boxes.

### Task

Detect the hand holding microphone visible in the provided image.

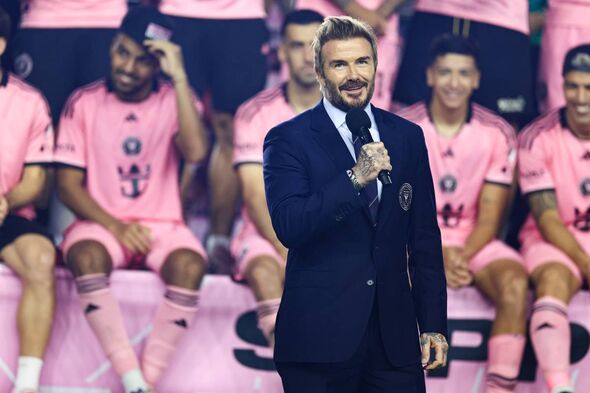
[346,109,392,187]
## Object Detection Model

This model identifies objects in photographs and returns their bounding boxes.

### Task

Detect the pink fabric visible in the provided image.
[2,268,590,391]
[142,286,199,386]
[20,0,127,28]
[61,220,207,274]
[521,237,586,281]
[538,2,590,112]
[75,274,139,375]
[0,74,53,220]
[518,109,590,245]
[398,102,517,245]
[295,0,401,108]
[468,240,523,275]
[415,0,529,35]
[530,297,572,390]
[159,0,265,19]
[54,80,202,223]
[486,334,526,392]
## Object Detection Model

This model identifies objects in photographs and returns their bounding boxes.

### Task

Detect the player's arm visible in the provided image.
[57,167,151,253]
[528,189,590,274]
[4,165,48,211]
[462,182,511,260]
[238,163,288,260]
[144,39,208,163]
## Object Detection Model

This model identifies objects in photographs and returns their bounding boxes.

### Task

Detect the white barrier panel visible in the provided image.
[0,266,588,392]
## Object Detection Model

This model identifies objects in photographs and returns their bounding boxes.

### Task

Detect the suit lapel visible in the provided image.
[310,102,374,226]
[373,106,405,230]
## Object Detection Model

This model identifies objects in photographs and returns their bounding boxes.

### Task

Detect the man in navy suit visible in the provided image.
[263,16,448,392]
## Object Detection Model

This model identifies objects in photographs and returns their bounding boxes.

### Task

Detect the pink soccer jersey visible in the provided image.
[159,0,265,19]
[295,0,401,108]
[415,0,529,35]
[0,73,53,220]
[539,0,590,111]
[233,84,296,239]
[518,109,590,243]
[21,0,127,28]
[54,80,201,223]
[398,102,517,245]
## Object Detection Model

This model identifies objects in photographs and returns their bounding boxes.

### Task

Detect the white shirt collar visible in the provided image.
[322,97,377,132]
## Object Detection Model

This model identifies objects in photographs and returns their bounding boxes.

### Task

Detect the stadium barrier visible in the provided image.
[0,266,588,392]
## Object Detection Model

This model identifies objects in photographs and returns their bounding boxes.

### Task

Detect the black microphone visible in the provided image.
[345,108,392,186]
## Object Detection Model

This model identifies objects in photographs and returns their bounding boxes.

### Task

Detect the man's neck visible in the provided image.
[566,110,590,140]
[429,98,469,137]
[287,79,321,114]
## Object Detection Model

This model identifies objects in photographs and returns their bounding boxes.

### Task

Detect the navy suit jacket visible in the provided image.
[263,101,447,365]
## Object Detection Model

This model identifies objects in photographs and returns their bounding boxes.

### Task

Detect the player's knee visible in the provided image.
[497,270,529,312]
[67,240,111,277]
[18,243,56,288]
[162,249,206,289]
[246,257,280,284]
[534,263,580,298]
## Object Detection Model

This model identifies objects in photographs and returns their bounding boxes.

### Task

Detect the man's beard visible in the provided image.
[323,77,375,112]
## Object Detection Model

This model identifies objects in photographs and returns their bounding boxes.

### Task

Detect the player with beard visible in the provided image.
[263,16,447,392]
[518,44,590,393]
[231,9,324,348]
[54,7,207,393]
[398,35,528,393]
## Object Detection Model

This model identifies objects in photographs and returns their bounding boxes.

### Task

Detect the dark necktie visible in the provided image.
[353,135,379,222]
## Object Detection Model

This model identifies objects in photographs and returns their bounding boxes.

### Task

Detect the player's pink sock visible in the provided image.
[142,286,199,386]
[75,274,139,375]
[485,334,525,392]
[256,298,281,342]
[530,296,571,390]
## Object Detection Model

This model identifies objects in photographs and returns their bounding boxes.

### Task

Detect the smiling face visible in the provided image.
[427,53,480,112]
[316,37,376,111]
[110,33,159,101]
[564,70,590,132]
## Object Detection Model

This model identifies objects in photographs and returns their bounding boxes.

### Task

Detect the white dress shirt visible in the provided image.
[322,97,383,199]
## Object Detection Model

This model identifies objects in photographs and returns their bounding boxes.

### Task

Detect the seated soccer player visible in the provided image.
[0,6,56,393]
[398,35,529,393]
[54,7,208,393]
[231,9,323,347]
[518,44,590,393]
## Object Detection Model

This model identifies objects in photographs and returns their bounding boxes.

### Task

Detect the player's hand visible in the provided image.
[420,332,448,370]
[0,195,8,225]
[144,39,188,84]
[352,142,392,186]
[343,1,388,36]
[111,221,152,255]
[443,247,472,288]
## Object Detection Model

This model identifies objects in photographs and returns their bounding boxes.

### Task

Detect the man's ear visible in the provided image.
[0,38,6,58]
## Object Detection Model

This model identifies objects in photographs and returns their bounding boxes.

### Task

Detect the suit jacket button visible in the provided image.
[366,279,375,286]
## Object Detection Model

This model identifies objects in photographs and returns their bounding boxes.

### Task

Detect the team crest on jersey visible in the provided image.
[399,183,413,211]
[14,53,33,79]
[439,174,457,194]
[442,203,464,228]
[123,137,142,156]
[118,164,151,199]
[581,178,590,197]
[574,207,590,232]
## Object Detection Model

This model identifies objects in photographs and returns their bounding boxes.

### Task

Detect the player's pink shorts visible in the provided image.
[61,220,207,273]
[445,238,523,274]
[230,230,284,282]
[521,235,590,283]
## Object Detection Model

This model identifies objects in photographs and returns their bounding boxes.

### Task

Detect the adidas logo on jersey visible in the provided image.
[84,303,100,314]
[173,319,188,328]
[125,113,138,122]
[582,151,590,160]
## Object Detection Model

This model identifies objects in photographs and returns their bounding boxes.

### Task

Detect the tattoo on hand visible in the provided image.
[528,190,557,220]
[359,149,373,177]
[421,332,446,346]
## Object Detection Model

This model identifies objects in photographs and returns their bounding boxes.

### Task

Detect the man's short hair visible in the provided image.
[562,44,590,76]
[428,34,480,69]
[312,16,378,77]
[0,5,11,40]
[280,9,324,38]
